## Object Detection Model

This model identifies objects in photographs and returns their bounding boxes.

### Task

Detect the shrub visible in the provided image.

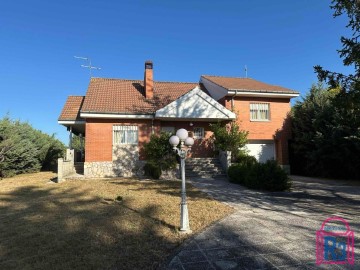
[210,121,248,158]
[143,132,177,170]
[228,155,258,184]
[228,165,244,184]
[258,160,291,191]
[0,116,66,177]
[143,162,161,179]
[143,132,177,178]
[227,157,291,191]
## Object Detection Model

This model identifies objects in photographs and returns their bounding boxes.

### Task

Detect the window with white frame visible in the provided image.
[250,103,270,121]
[113,125,138,145]
[193,127,204,139]
[161,126,175,135]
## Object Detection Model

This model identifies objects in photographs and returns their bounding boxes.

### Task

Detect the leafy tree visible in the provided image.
[71,134,85,153]
[291,83,360,179]
[0,135,14,163]
[305,0,360,179]
[209,121,248,157]
[0,116,66,178]
[314,0,360,92]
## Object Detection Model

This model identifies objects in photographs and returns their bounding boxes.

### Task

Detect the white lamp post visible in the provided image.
[169,128,194,232]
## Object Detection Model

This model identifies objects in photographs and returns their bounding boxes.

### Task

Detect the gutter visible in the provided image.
[227,90,299,98]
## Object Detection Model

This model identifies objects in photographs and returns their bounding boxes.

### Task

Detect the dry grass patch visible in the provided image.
[0,172,233,270]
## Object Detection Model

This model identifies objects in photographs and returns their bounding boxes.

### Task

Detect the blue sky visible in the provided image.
[0,0,354,144]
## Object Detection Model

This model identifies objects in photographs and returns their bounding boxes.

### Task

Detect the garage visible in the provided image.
[245,140,275,163]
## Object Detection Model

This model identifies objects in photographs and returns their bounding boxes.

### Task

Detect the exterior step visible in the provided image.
[184,158,226,179]
[74,162,84,174]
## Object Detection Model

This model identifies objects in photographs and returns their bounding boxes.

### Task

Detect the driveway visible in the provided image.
[164,176,360,269]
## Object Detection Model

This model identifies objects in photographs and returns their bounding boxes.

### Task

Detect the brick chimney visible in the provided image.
[144,60,154,99]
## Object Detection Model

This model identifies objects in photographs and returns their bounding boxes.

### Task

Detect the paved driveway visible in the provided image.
[165,176,360,270]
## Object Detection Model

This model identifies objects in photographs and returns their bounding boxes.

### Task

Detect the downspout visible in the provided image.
[231,90,238,111]
[151,115,155,134]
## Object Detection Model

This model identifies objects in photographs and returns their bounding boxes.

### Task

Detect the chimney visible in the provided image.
[144,60,154,99]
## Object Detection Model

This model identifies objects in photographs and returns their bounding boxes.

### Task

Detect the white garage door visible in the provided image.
[245,141,275,163]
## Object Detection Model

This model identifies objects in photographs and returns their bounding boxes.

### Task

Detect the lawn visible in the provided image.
[0,172,233,270]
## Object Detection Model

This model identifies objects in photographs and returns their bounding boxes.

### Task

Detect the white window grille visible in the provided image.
[193,127,204,139]
[250,103,270,121]
[113,125,138,145]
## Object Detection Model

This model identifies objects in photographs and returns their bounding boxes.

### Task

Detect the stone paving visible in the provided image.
[164,176,360,270]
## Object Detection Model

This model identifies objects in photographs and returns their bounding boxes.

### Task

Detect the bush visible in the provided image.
[227,158,291,191]
[0,116,65,178]
[228,155,257,184]
[143,162,161,179]
[257,160,291,191]
[143,132,177,178]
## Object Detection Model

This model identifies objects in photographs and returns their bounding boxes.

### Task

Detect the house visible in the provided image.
[58,61,299,177]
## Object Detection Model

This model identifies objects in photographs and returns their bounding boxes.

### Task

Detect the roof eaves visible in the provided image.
[80,110,155,115]
[228,88,299,94]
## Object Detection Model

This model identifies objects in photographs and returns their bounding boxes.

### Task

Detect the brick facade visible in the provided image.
[221,96,292,165]
[84,95,292,168]
[85,118,153,162]
[160,121,215,158]
[85,119,215,163]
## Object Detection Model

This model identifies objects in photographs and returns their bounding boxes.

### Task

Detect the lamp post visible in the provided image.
[169,128,194,232]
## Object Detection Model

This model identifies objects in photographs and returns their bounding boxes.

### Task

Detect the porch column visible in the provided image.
[69,126,73,149]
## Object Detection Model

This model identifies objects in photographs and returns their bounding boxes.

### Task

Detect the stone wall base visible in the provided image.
[84,162,114,178]
[84,161,180,179]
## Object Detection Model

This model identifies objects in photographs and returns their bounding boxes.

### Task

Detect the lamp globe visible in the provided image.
[176,128,188,141]
[169,135,180,147]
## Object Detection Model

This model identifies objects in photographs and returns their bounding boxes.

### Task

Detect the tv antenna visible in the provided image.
[245,65,248,78]
[74,56,101,77]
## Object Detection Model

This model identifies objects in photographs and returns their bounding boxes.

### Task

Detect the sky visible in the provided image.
[0,0,354,144]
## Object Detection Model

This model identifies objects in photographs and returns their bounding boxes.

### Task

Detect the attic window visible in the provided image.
[250,103,270,121]
[113,125,138,145]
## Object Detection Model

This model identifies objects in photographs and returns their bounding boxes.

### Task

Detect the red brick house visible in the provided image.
[58,61,298,177]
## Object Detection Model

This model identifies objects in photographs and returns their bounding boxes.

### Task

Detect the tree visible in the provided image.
[314,0,360,92]
[291,83,360,179]
[210,121,248,157]
[71,134,85,153]
[0,135,14,163]
[0,116,66,178]
[307,0,360,179]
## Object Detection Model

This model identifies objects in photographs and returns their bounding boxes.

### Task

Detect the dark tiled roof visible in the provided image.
[202,75,298,94]
[81,78,204,114]
[58,96,84,121]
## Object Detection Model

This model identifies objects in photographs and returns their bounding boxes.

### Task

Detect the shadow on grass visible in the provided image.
[110,180,210,201]
[0,183,178,270]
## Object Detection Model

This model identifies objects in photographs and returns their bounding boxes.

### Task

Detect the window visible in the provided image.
[250,103,270,121]
[113,125,138,145]
[161,126,175,135]
[193,127,204,139]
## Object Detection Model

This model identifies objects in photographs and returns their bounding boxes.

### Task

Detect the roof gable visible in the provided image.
[155,87,236,120]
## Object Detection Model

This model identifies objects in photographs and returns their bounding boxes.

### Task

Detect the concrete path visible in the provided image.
[165,176,360,270]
